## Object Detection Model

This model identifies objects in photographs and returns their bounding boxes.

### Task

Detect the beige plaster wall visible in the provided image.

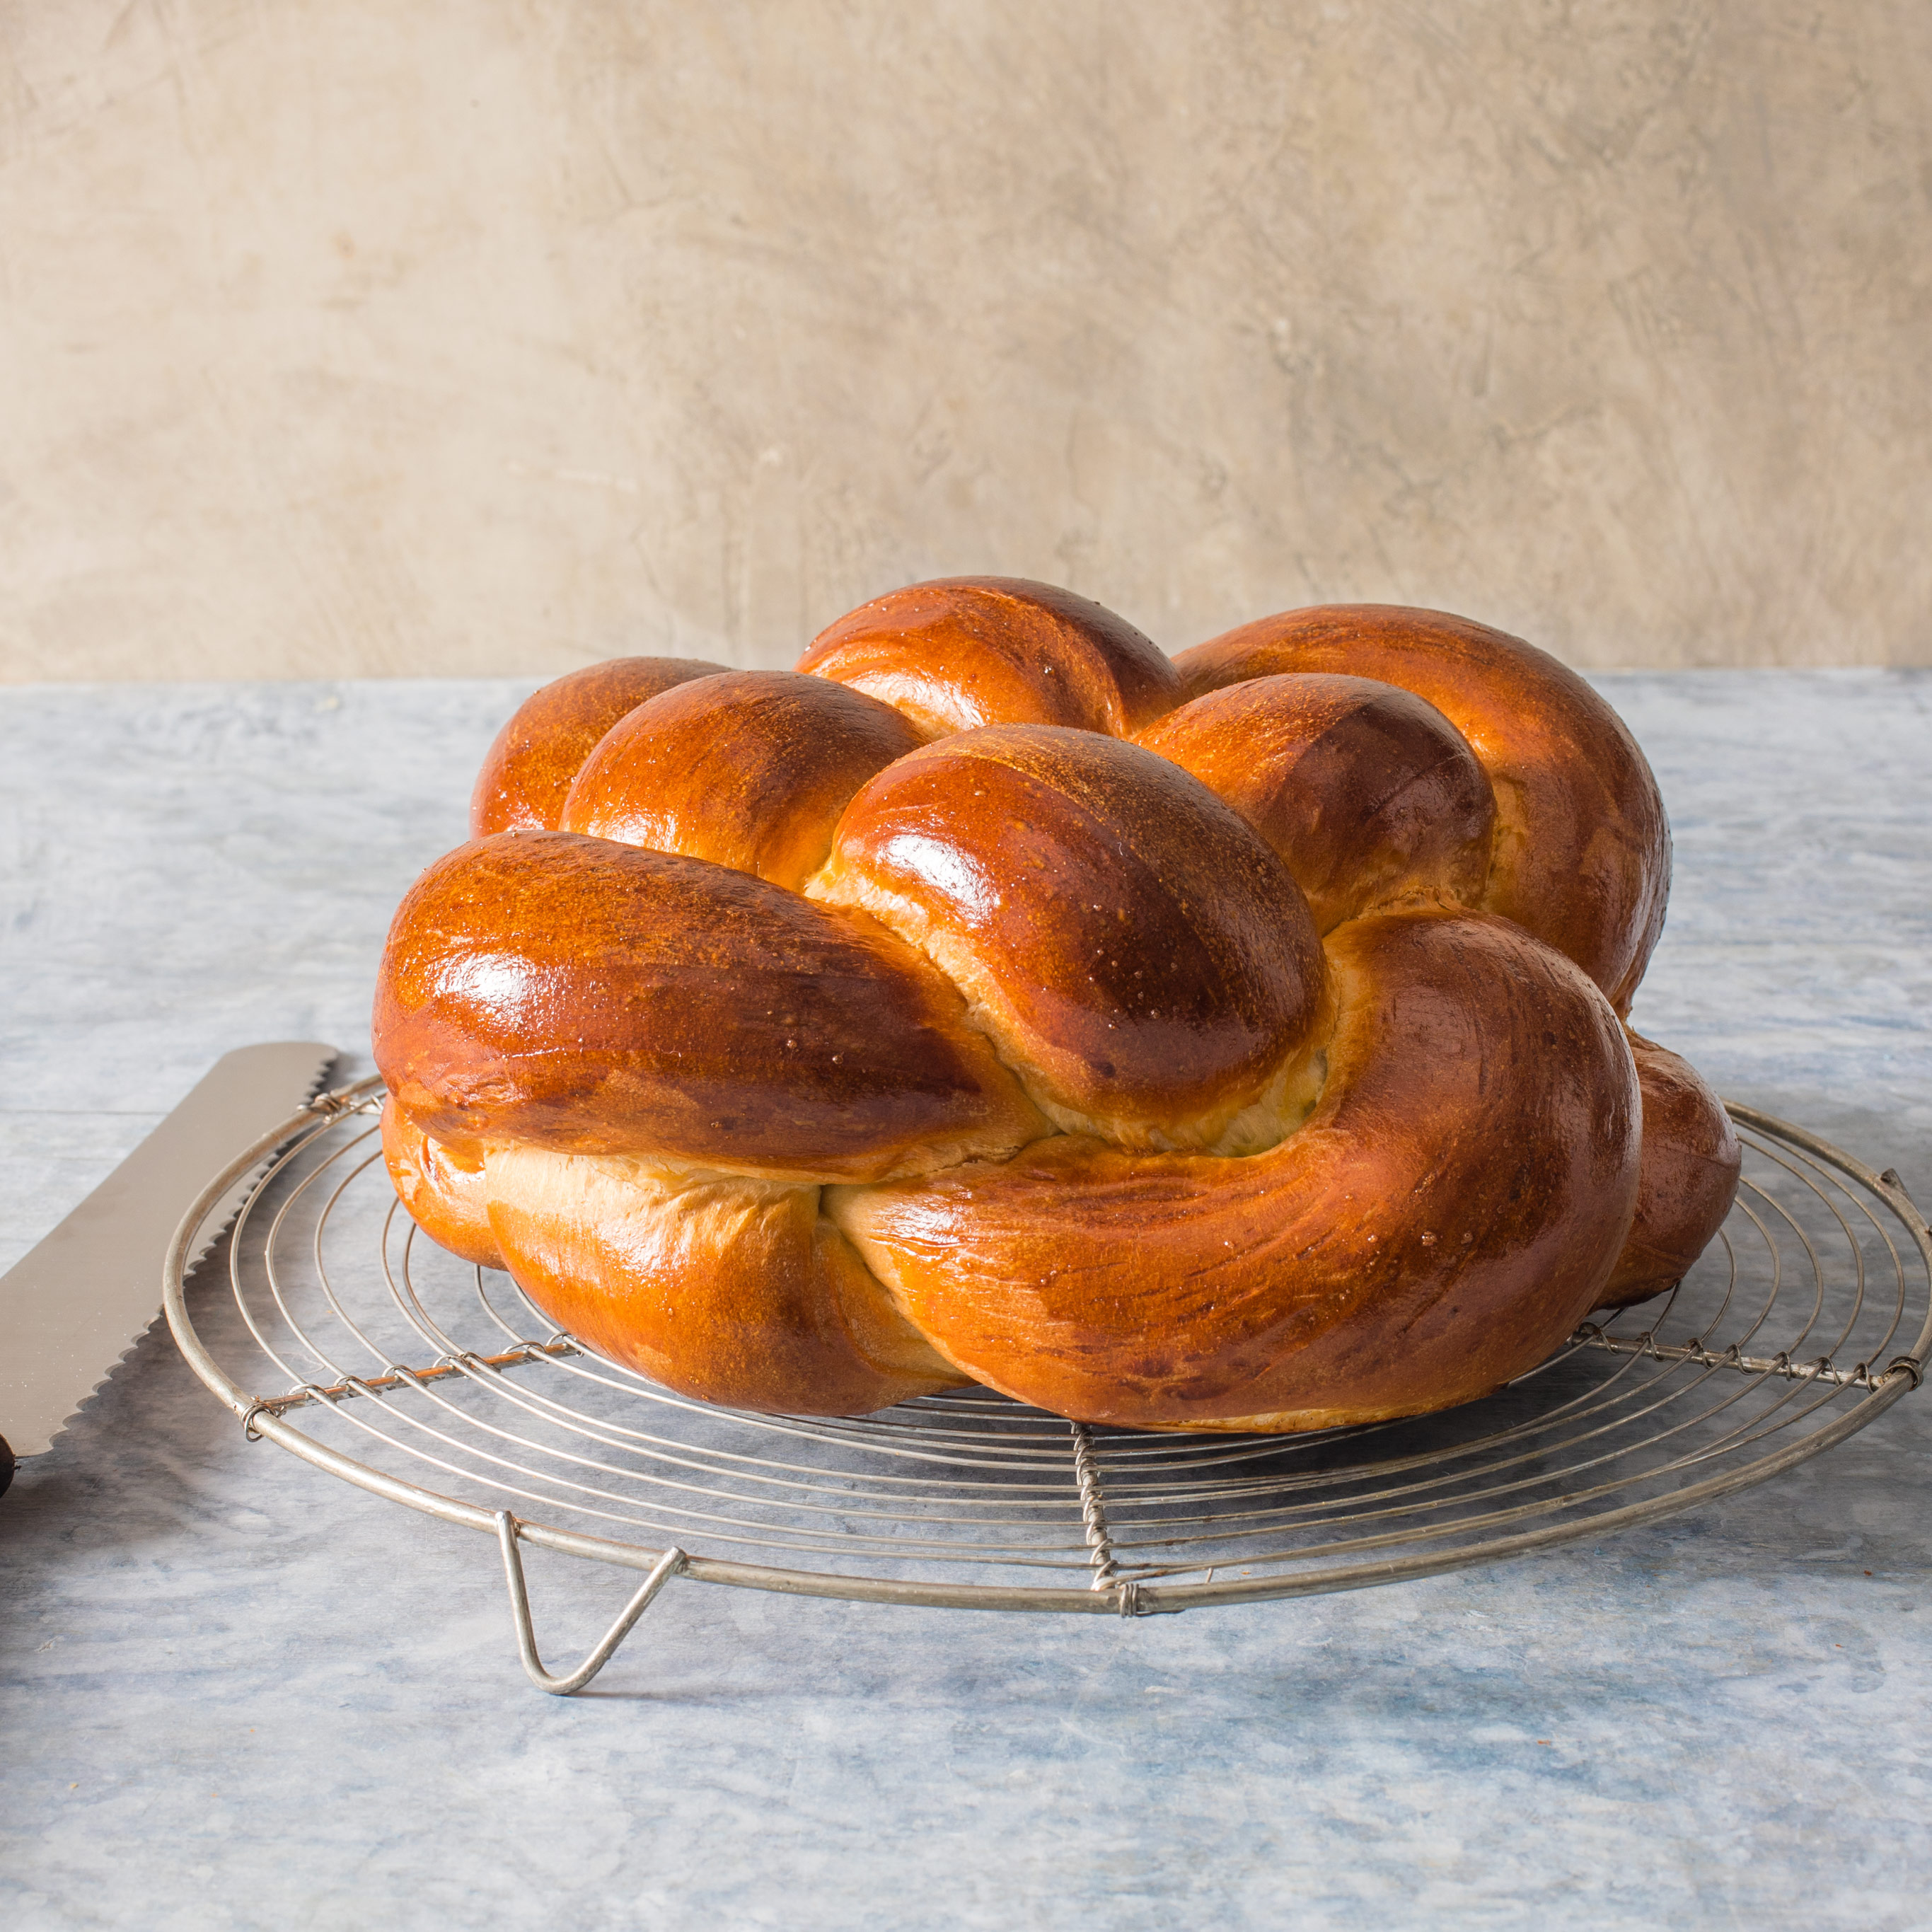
[2,1,1928,682]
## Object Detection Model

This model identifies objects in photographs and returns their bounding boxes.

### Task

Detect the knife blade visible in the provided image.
[0,1041,338,1469]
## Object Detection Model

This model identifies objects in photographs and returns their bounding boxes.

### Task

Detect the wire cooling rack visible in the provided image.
[165,1077,1931,1694]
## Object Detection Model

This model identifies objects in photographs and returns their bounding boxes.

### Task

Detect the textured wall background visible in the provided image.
[2,0,1928,681]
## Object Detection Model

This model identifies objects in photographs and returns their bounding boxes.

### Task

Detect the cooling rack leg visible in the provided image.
[494,1512,688,1696]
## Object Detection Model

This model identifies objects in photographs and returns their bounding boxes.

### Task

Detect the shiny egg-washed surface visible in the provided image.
[374,580,1740,1429]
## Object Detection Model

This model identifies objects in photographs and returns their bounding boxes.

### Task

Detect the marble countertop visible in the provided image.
[3,672,1930,1930]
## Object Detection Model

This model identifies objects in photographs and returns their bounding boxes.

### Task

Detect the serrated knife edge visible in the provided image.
[0,1042,338,1460]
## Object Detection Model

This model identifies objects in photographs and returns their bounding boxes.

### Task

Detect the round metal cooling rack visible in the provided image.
[165,1077,1931,1695]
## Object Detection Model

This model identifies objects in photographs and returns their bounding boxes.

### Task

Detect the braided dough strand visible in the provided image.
[829,911,1641,1430]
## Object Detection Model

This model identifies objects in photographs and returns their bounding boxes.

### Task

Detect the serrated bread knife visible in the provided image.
[0,1041,337,1481]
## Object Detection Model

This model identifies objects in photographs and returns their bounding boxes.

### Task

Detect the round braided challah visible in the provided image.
[374,579,1740,1429]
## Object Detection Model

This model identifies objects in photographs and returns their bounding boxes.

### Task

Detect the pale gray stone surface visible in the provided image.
[2,673,1928,1929]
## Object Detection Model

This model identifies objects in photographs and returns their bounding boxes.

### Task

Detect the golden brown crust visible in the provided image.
[377,582,1726,1431]
[373,831,1048,1181]
[560,671,924,892]
[470,656,727,838]
[830,912,1641,1429]
[381,1099,503,1270]
[797,577,1183,739]
[481,1145,965,1413]
[811,724,1329,1152]
[1173,606,1670,1013]
[1135,673,1496,935]
[1596,1031,1742,1309]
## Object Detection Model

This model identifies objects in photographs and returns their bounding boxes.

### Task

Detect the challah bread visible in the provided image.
[470,654,726,836]
[1134,673,1496,935]
[373,830,1046,1181]
[481,1140,964,1412]
[808,724,1330,1153]
[1598,1032,1742,1309]
[797,575,1184,737]
[560,670,925,891]
[1174,605,1670,1013]
[381,1099,964,1410]
[831,910,1640,1430]
[374,577,1738,1428]
[382,1096,500,1269]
